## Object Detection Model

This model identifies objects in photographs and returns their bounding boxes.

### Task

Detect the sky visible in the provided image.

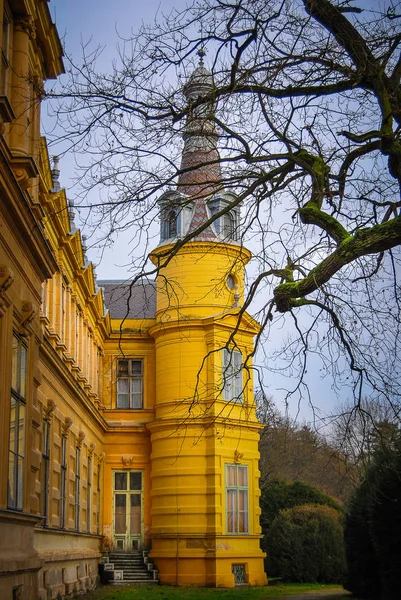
[44,0,357,427]
[46,0,189,279]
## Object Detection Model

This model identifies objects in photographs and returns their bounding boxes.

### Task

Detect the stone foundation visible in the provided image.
[35,529,101,600]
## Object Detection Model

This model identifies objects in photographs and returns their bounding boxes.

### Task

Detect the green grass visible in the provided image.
[79,583,350,600]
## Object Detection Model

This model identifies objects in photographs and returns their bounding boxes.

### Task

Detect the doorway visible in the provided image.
[112,470,143,551]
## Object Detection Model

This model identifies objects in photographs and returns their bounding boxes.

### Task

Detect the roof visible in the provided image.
[98,280,156,319]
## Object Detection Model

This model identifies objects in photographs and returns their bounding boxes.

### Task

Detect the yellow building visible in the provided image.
[0,3,266,598]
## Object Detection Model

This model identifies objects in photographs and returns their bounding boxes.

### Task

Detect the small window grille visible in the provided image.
[232,564,246,585]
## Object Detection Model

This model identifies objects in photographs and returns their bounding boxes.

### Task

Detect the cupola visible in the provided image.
[158,53,240,245]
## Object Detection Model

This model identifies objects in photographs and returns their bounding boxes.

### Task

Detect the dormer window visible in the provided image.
[159,193,194,244]
[161,208,180,241]
[208,197,239,241]
[167,209,178,238]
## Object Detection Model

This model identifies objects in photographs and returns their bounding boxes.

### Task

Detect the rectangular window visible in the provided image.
[226,464,248,534]
[117,359,143,409]
[87,455,91,532]
[75,447,81,530]
[60,436,67,528]
[0,7,10,94]
[8,335,27,510]
[41,419,51,524]
[222,349,243,402]
[96,462,101,534]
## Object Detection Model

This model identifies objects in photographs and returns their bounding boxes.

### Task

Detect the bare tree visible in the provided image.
[47,0,401,411]
[329,396,401,468]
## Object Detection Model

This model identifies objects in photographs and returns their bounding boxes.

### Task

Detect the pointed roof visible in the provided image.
[178,63,222,201]
[176,59,223,239]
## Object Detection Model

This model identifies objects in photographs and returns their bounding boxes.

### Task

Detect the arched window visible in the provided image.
[221,211,235,240]
[208,198,238,241]
[167,210,177,238]
[161,208,180,241]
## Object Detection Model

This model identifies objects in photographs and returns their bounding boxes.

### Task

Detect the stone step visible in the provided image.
[110,560,146,564]
[102,550,159,586]
[110,580,158,586]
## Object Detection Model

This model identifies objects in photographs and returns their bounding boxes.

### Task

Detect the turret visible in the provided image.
[157,54,240,246]
[151,56,248,320]
[147,58,266,587]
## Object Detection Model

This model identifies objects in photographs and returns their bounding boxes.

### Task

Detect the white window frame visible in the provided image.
[208,198,238,241]
[117,359,144,409]
[222,349,243,402]
[226,464,249,534]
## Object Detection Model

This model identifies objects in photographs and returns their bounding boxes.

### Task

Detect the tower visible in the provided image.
[148,59,266,587]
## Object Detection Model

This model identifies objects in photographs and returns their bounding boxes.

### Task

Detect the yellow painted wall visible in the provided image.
[148,241,266,586]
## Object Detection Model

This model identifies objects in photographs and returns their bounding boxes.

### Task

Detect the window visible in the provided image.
[117,359,143,409]
[8,335,27,510]
[208,198,238,241]
[161,208,180,241]
[87,455,92,532]
[0,7,10,94]
[60,436,67,528]
[221,212,235,239]
[222,349,243,402]
[96,462,101,534]
[41,419,50,524]
[75,447,81,530]
[226,464,248,534]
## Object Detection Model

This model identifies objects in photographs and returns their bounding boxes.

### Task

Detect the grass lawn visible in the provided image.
[78,583,351,600]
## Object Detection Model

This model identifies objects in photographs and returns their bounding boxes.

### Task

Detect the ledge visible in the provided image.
[0,509,42,526]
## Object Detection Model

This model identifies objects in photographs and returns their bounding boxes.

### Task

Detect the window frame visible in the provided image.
[60,435,67,528]
[226,464,249,534]
[207,198,238,241]
[222,349,243,403]
[0,5,11,95]
[161,208,181,241]
[41,418,51,524]
[87,455,92,532]
[74,446,81,531]
[116,358,144,409]
[96,461,101,535]
[8,334,27,511]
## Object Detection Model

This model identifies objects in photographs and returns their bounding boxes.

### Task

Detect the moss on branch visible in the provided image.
[299,202,349,243]
[274,215,401,312]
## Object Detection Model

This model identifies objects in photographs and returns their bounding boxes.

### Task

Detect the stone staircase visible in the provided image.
[100,550,158,585]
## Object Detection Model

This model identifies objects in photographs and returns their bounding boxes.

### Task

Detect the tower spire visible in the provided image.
[178,61,222,200]
[157,61,240,244]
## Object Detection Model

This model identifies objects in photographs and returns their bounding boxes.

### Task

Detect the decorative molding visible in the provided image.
[10,155,39,191]
[234,450,244,463]
[122,455,135,468]
[88,442,96,456]
[0,265,14,305]
[62,416,73,436]
[44,398,56,420]
[14,15,36,39]
[77,431,86,448]
[17,301,37,334]
[98,452,105,464]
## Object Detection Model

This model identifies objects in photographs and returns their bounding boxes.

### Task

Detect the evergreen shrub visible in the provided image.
[266,504,346,583]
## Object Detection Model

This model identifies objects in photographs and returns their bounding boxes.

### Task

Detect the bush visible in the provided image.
[266,504,346,583]
[260,479,342,541]
[344,435,401,599]
[344,479,380,599]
